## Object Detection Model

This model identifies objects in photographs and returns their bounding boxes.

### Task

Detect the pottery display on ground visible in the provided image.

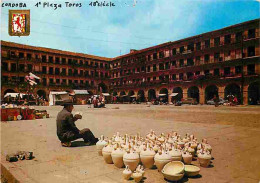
[184,165,200,177]
[198,151,212,167]
[96,135,107,156]
[154,149,173,172]
[123,150,140,171]
[102,140,114,164]
[132,171,143,183]
[122,165,132,180]
[182,151,192,165]
[111,145,125,168]
[161,161,185,181]
[168,148,182,161]
[140,145,155,169]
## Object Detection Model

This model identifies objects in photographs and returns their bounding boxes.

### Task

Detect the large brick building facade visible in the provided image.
[1,19,260,105]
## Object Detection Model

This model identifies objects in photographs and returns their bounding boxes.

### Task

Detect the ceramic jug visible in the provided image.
[96,135,108,156]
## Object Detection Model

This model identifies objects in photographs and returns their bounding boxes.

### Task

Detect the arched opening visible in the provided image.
[159,88,168,103]
[37,90,46,99]
[120,91,126,96]
[128,90,135,103]
[98,82,108,93]
[4,89,16,95]
[205,85,218,101]
[188,86,200,103]
[113,91,118,96]
[120,91,126,103]
[148,89,156,101]
[225,83,241,104]
[173,87,183,102]
[137,90,145,102]
[128,90,135,96]
[248,82,260,105]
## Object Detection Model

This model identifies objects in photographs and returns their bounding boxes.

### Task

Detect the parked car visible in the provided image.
[181,98,198,105]
[206,98,227,105]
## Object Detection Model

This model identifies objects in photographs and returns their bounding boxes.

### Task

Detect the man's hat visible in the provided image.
[60,100,74,107]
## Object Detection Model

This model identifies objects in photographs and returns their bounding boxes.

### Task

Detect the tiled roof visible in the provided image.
[1,41,112,61]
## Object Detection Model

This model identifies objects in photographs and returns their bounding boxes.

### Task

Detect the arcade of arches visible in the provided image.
[112,81,260,105]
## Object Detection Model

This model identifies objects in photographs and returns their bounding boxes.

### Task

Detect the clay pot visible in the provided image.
[177,141,185,149]
[136,165,145,176]
[96,135,108,156]
[182,151,192,165]
[198,152,212,167]
[123,165,132,180]
[132,171,143,183]
[140,146,155,169]
[168,148,182,161]
[154,150,173,172]
[187,147,195,157]
[111,146,125,168]
[123,150,140,172]
[102,141,114,164]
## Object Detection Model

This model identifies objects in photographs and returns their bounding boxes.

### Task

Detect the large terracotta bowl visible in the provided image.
[161,161,184,181]
[184,165,200,177]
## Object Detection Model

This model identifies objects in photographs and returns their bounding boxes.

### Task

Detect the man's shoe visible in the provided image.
[61,142,71,147]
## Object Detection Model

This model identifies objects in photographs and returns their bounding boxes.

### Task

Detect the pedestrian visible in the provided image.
[56,101,98,147]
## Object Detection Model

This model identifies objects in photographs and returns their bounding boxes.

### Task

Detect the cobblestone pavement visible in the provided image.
[1,104,260,183]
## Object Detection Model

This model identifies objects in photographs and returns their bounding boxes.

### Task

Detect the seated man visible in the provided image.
[56,102,98,147]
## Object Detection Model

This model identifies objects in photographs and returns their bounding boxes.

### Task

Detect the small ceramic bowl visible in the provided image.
[184,165,200,177]
[161,161,185,181]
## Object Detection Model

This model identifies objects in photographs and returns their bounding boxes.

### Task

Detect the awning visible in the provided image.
[130,95,137,98]
[74,90,89,95]
[4,93,25,98]
[102,93,110,96]
[158,94,167,96]
[120,95,127,97]
[170,93,179,97]
[50,91,68,95]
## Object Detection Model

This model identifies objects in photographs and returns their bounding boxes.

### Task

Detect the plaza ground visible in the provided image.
[1,104,260,183]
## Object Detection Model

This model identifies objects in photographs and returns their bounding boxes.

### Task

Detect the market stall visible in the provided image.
[71,90,89,105]
[49,91,69,106]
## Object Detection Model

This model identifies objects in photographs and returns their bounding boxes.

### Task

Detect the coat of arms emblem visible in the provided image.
[9,10,30,36]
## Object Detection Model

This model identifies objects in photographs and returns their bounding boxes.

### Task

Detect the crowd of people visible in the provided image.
[87,94,106,108]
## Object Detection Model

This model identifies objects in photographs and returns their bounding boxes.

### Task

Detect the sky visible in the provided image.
[1,0,260,58]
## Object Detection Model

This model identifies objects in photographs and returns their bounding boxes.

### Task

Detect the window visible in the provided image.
[204,70,210,75]
[49,67,53,74]
[179,59,184,67]
[11,63,17,72]
[204,54,210,63]
[42,78,47,86]
[91,81,94,86]
[80,70,83,76]
[224,34,231,44]
[80,60,83,65]
[214,69,219,76]
[196,56,201,63]
[248,29,255,39]
[214,53,220,62]
[10,51,16,57]
[153,53,157,60]
[236,32,242,42]
[180,46,184,54]
[19,77,24,82]
[179,73,183,80]
[55,68,60,75]
[187,58,194,66]
[19,52,24,58]
[27,53,32,60]
[153,76,156,81]
[42,55,47,62]
[205,39,210,48]
[100,72,104,78]
[2,62,8,71]
[100,63,103,68]
[224,67,230,76]
[214,37,220,46]
[62,68,66,75]
[172,48,176,55]
[74,80,78,84]
[68,59,72,65]
[85,80,89,86]
[172,74,176,80]
[62,79,66,84]
[69,80,72,84]
[80,80,84,84]
[62,58,66,64]
[19,64,25,72]
[28,64,33,72]
[42,66,47,74]
[165,62,169,70]
[247,64,255,75]
[159,51,164,58]
[91,71,94,77]
[69,69,72,76]
[187,72,193,80]
[171,60,176,67]
[147,66,150,72]
[187,43,194,51]
[235,66,242,74]
[248,46,255,57]
[56,79,60,84]
[147,77,151,82]
[153,64,157,72]
[195,71,200,75]
[159,63,164,70]
[55,57,60,64]
[196,42,201,50]
[74,69,78,76]
[148,55,151,61]
[49,56,53,63]
[49,78,54,84]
